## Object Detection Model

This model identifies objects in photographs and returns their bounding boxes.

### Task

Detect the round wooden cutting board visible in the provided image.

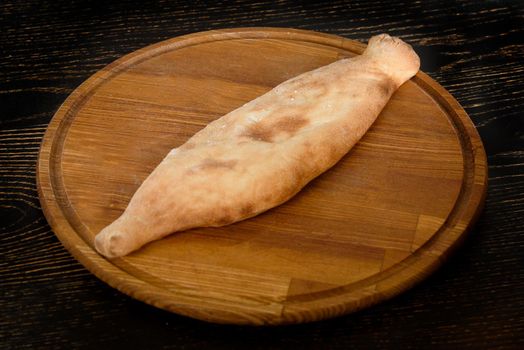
[37,28,487,325]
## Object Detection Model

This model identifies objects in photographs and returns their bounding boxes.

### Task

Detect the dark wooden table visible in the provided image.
[1,1,522,348]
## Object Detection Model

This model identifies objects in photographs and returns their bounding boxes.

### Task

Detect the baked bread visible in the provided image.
[95,34,420,258]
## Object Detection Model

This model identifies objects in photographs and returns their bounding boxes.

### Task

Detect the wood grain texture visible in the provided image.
[1,0,522,347]
[36,28,486,325]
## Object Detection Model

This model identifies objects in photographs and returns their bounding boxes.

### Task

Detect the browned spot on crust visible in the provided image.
[263,193,275,202]
[273,116,309,134]
[242,124,274,142]
[307,78,328,93]
[365,78,395,98]
[198,158,237,170]
[377,80,394,97]
[216,215,235,226]
[240,203,255,217]
[242,115,310,142]
[327,143,342,165]
[187,158,237,174]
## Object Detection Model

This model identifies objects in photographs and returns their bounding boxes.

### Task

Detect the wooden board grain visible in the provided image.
[37,28,487,325]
